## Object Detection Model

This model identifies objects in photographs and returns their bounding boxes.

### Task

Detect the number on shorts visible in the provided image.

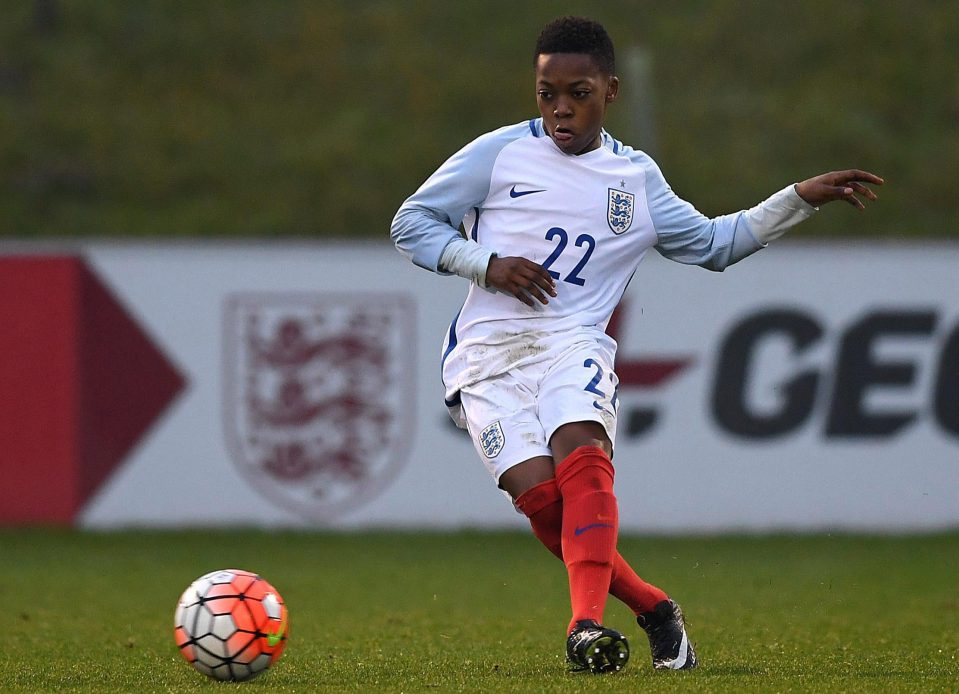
[583,358,607,412]
[585,358,619,413]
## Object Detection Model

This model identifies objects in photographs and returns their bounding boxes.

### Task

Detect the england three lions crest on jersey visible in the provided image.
[607,188,635,234]
[223,293,415,519]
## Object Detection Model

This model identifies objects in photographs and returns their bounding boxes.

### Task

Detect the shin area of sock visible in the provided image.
[556,446,618,628]
[515,479,563,560]
[610,553,669,615]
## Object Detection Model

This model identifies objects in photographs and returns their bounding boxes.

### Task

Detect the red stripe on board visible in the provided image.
[0,256,185,524]
[0,257,80,523]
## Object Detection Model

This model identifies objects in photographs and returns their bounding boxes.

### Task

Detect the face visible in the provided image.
[535,53,618,155]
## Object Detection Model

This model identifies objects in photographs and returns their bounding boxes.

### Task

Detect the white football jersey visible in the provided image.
[392,118,769,403]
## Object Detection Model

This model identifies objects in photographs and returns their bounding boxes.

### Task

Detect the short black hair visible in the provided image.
[534,16,616,75]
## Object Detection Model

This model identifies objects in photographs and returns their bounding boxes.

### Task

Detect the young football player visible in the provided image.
[391,15,882,673]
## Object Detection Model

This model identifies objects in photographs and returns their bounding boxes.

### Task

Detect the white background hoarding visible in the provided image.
[60,241,959,531]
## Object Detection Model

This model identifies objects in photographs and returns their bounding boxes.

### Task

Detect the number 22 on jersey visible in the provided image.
[542,227,596,286]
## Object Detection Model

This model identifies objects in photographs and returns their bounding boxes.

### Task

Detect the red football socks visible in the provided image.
[607,555,668,615]
[515,461,668,629]
[554,446,618,633]
[515,478,565,558]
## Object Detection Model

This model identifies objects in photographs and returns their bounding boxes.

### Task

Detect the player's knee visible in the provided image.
[514,478,561,517]
[555,445,614,493]
[550,421,612,461]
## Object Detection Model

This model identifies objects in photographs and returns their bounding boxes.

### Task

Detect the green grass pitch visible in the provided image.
[1,530,956,692]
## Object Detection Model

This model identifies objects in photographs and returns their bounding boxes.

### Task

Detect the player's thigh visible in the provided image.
[498,455,555,500]
[459,373,552,485]
[538,343,619,452]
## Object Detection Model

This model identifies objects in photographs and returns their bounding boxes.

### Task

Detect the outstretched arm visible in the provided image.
[794,169,884,210]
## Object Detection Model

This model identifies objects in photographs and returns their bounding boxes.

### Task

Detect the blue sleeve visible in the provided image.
[619,143,764,271]
[391,122,530,272]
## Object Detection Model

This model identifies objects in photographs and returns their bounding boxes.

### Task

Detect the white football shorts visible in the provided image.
[451,337,620,483]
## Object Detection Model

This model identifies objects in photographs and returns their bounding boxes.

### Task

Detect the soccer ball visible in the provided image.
[174,568,289,681]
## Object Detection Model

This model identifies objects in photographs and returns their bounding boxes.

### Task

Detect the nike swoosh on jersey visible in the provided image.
[509,185,546,198]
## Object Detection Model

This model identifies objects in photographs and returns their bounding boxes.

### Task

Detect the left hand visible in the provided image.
[795,170,884,210]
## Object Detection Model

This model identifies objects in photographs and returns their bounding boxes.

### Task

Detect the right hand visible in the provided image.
[485,256,557,307]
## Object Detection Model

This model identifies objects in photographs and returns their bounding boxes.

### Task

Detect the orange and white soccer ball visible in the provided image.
[174,569,288,681]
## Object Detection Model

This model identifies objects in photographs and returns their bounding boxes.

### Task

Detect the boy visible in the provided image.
[391,16,881,673]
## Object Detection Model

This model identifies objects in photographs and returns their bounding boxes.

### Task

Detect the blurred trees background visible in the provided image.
[1,0,957,238]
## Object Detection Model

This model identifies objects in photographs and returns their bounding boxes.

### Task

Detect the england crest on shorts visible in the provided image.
[223,292,416,520]
[479,420,505,458]
[607,188,634,234]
